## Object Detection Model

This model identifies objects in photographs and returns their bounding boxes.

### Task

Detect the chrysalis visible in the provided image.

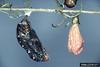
[68,16,84,55]
[16,15,49,62]
[64,0,77,8]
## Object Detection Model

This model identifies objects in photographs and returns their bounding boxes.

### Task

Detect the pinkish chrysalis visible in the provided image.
[68,16,84,55]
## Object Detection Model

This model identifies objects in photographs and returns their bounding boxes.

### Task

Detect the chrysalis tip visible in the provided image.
[24,11,32,16]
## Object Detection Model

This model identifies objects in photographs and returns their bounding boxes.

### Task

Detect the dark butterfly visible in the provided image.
[16,15,49,62]
[64,0,77,8]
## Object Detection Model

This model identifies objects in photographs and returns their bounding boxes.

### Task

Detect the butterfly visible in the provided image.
[16,15,49,62]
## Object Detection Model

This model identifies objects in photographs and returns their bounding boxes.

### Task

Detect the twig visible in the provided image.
[0,8,100,14]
